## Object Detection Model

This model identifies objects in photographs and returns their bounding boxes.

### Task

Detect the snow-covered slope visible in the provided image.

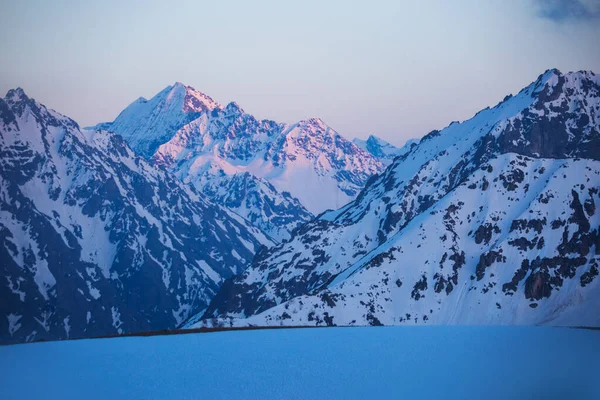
[199,69,600,327]
[2,327,599,400]
[0,89,272,344]
[200,172,313,242]
[353,135,418,164]
[94,83,221,158]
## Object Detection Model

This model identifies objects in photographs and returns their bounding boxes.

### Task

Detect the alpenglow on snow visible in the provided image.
[95,84,392,241]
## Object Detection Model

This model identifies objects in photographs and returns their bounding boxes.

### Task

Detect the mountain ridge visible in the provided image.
[197,68,600,327]
[0,88,271,343]
[99,85,388,240]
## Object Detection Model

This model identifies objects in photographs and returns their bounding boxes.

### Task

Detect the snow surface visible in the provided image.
[0,327,597,399]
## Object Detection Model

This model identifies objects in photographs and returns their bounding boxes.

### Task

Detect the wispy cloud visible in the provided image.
[533,0,600,22]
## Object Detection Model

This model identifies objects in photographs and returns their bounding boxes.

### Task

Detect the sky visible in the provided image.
[1,0,599,146]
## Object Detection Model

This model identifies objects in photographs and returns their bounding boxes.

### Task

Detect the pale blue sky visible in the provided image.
[1,0,599,145]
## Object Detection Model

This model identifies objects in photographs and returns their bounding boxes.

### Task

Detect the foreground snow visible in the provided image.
[0,326,598,399]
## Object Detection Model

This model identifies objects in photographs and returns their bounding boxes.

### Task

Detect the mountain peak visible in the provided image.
[296,118,328,132]
[224,101,244,114]
[352,134,418,164]
[530,68,563,94]
[353,135,397,161]
[307,117,326,125]
[366,134,387,145]
[569,69,600,83]
[181,84,221,113]
[5,87,29,103]
[544,67,561,75]
[92,83,222,158]
[153,82,221,113]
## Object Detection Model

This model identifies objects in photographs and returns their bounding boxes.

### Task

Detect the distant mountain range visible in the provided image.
[2,68,599,344]
[94,83,391,240]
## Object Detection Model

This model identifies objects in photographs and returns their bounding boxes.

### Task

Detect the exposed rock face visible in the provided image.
[0,89,272,344]
[495,71,600,160]
[197,69,600,328]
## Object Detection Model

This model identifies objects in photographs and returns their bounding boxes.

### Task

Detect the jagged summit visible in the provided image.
[155,82,221,113]
[352,134,417,164]
[224,101,245,114]
[288,117,335,139]
[92,82,222,157]
[5,87,28,101]
[2,88,80,135]
[180,83,221,113]
[301,117,327,126]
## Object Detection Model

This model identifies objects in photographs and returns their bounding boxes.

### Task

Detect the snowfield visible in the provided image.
[0,327,598,399]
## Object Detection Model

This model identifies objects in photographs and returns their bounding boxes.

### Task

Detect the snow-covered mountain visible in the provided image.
[154,111,384,215]
[0,89,272,343]
[99,85,385,240]
[352,135,418,164]
[198,69,600,328]
[149,102,315,241]
[94,82,221,158]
